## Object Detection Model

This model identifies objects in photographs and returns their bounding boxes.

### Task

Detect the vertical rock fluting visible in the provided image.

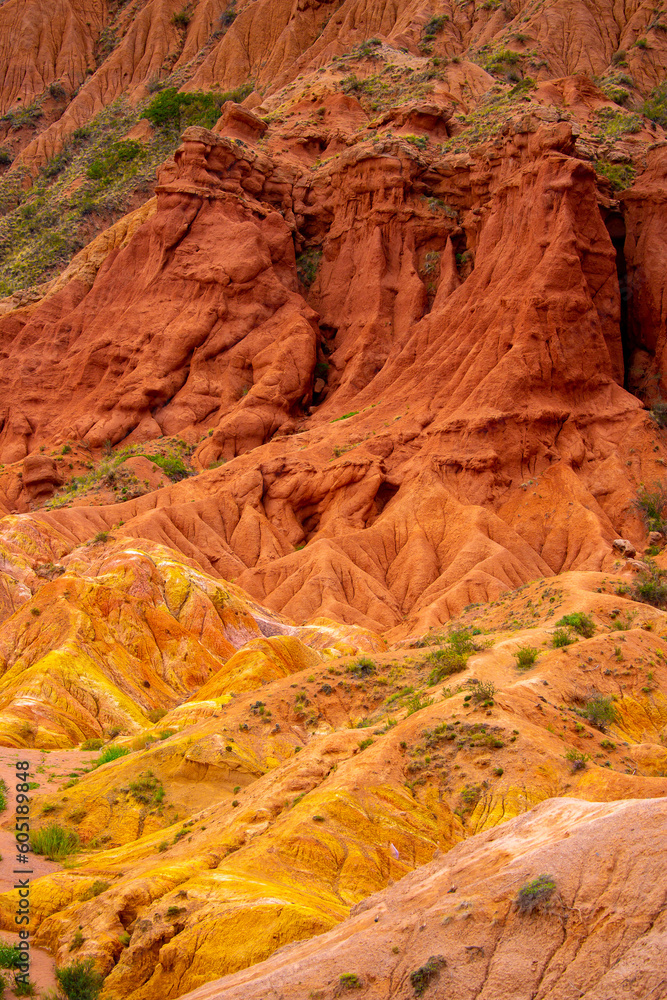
[1,110,659,629]
[0,128,318,460]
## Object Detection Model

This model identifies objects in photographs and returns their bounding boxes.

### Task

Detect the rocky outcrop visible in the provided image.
[2,84,665,629]
[178,796,667,1000]
[1,7,667,998]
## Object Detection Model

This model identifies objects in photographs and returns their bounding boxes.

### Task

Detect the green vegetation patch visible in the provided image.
[87,140,141,181]
[643,83,667,128]
[590,107,642,141]
[93,745,130,768]
[31,822,80,861]
[582,695,617,730]
[145,84,252,132]
[0,78,253,295]
[56,958,104,1000]
[634,482,667,533]
[555,612,595,638]
[594,160,636,190]
[46,439,193,509]
[633,559,667,607]
[128,770,165,806]
[339,63,438,113]
[0,98,174,294]
[515,873,556,914]
[410,955,446,995]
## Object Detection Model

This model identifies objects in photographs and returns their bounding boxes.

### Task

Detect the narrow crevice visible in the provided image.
[605,211,633,390]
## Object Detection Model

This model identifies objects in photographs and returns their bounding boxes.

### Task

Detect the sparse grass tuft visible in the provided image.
[565,748,590,771]
[555,612,595,638]
[514,646,538,670]
[93,746,129,768]
[514,874,556,914]
[583,695,617,730]
[56,958,104,1000]
[31,823,80,861]
[410,955,446,995]
[552,628,575,648]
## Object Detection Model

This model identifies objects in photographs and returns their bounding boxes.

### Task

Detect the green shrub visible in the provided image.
[145,85,252,132]
[56,958,104,1000]
[31,823,80,861]
[552,628,574,648]
[80,880,110,901]
[80,738,103,751]
[296,249,322,287]
[0,778,7,812]
[643,83,667,128]
[591,107,642,140]
[410,955,446,995]
[555,612,595,638]
[403,133,428,150]
[146,453,191,481]
[69,928,84,951]
[348,657,376,677]
[171,9,191,28]
[484,47,522,74]
[634,483,667,532]
[86,140,141,182]
[514,646,538,669]
[219,1,237,27]
[0,942,22,968]
[406,692,433,715]
[44,150,71,177]
[14,979,37,996]
[583,696,617,730]
[0,148,12,166]
[601,83,630,105]
[426,648,467,684]
[633,560,667,607]
[509,76,536,95]
[423,15,448,39]
[128,771,163,805]
[93,746,129,768]
[594,160,635,190]
[470,680,495,703]
[339,973,361,990]
[515,874,556,914]
[565,748,590,771]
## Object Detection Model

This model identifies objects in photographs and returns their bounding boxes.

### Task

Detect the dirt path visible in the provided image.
[0,747,99,998]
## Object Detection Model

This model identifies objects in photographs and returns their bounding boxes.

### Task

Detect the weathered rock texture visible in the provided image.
[179,795,667,1000]
[0,2,667,998]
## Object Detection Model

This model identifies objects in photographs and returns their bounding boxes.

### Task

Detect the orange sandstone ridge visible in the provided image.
[0,1,666,998]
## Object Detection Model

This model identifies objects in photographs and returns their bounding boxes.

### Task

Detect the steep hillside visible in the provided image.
[0,2,667,999]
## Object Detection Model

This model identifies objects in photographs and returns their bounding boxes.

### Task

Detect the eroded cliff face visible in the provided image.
[1,87,665,630]
[0,3,667,999]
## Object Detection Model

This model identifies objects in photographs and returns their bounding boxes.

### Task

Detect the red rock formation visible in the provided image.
[3,91,665,630]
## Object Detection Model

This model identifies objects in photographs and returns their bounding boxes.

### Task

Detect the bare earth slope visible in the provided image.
[180,796,667,1000]
[0,2,666,999]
